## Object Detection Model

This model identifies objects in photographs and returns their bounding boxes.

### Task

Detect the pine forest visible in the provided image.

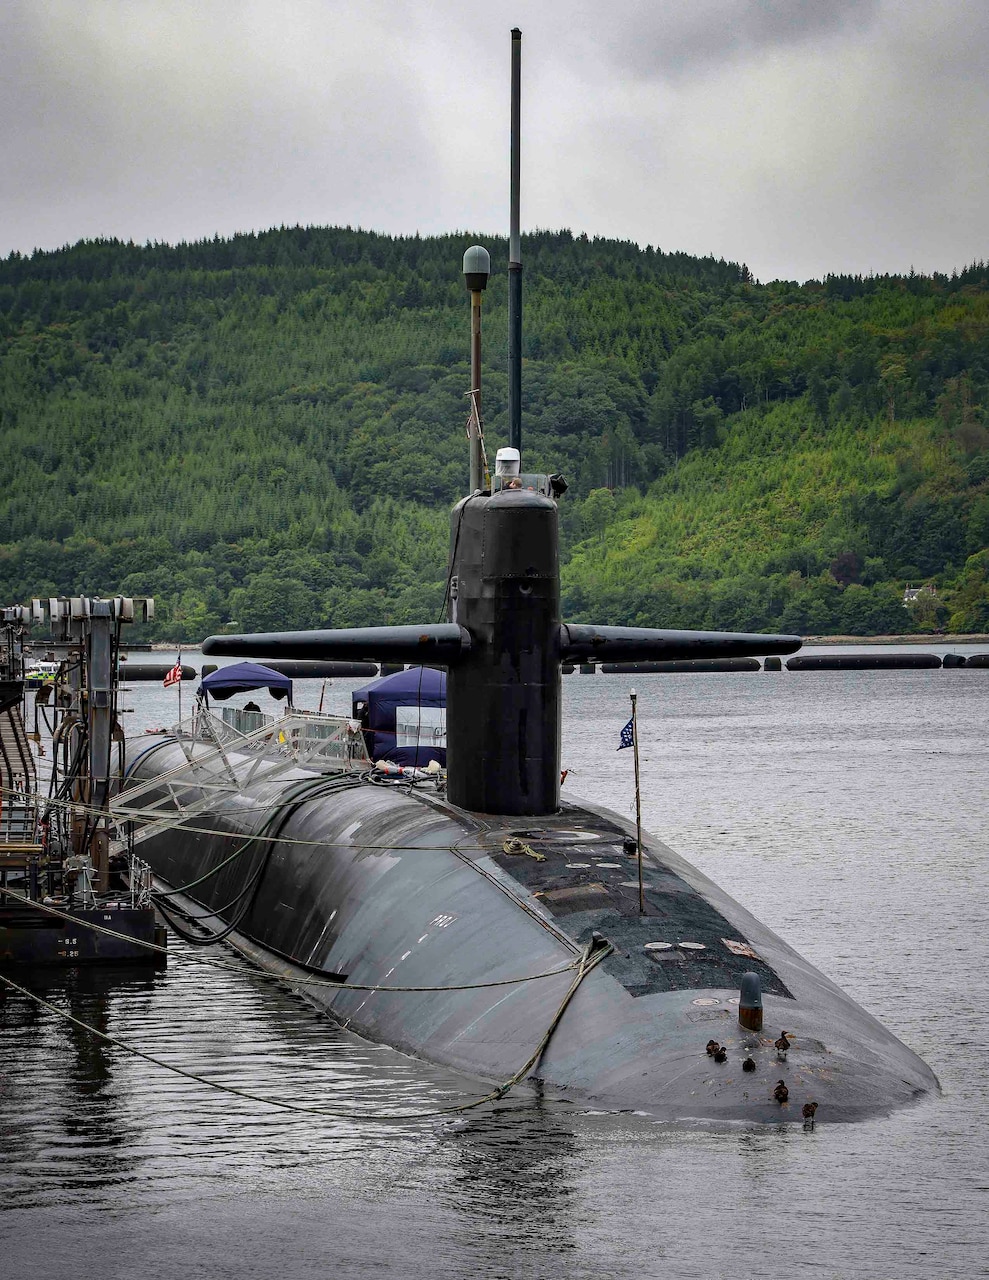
[1,226,987,641]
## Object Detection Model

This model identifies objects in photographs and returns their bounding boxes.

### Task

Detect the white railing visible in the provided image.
[187,705,370,770]
[112,707,371,852]
[128,853,154,908]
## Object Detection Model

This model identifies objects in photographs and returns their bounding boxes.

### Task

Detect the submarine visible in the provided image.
[122,31,937,1122]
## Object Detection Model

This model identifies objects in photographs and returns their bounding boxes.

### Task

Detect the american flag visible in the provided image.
[163,661,183,688]
[617,717,634,750]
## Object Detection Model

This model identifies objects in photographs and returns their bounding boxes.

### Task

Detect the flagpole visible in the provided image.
[630,688,644,913]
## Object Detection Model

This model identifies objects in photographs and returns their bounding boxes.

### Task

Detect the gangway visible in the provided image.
[110,708,371,852]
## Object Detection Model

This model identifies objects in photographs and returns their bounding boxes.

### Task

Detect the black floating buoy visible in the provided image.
[580,663,596,675]
[763,656,782,672]
[942,653,967,668]
[787,654,941,670]
[600,658,760,674]
[738,971,763,1031]
[965,653,989,668]
[124,664,197,681]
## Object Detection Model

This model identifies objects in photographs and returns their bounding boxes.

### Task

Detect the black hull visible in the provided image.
[129,738,938,1123]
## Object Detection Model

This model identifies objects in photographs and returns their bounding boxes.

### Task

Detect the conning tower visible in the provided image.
[204,27,800,813]
[446,487,561,814]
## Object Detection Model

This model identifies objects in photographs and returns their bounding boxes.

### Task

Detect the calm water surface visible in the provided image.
[2,654,987,1278]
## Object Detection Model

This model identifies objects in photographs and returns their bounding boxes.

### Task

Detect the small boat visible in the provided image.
[24,661,60,688]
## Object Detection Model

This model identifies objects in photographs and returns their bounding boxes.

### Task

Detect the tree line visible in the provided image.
[1,227,987,638]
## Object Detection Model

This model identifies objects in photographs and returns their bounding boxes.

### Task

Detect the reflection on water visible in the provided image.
[1,943,496,1212]
[2,665,989,1278]
[442,1104,582,1263]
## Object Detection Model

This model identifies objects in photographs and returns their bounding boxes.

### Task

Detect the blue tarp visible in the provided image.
[352,666,446,764]
[199,661,293,702]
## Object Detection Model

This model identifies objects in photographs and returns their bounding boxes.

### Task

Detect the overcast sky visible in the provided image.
[2,0,986,283]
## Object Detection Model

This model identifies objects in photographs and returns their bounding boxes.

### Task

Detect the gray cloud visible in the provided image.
[1,1,441,249]
[566,0,883,82]
[1,0,986,283]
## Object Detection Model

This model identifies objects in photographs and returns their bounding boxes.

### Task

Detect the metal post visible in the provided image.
[738,971,764,1031]
[470,290,483,493]
[88,601,113,890]
[631,688,644,913]
[66,621,86,860]
[508,27,522,454]
[463,245,490,493]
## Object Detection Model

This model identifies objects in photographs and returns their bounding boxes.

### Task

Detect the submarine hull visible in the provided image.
[129,739,938,1123]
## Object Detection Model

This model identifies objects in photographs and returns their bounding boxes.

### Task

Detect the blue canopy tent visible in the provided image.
[351,667,446,766]
[199,661,293,702]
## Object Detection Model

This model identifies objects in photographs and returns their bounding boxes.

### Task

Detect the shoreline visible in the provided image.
[801,633,989,646]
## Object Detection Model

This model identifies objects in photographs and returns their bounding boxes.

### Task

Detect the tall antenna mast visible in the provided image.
[508,27,522,454]
[463,244,491,493]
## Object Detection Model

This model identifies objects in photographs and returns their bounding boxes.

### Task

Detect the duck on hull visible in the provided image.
[130,737,938,1123]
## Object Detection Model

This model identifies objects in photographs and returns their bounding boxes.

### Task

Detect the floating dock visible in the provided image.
[0,596,165,967]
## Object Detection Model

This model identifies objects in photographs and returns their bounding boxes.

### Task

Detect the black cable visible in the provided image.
[154,775,351,947]
[152,776,361,906]
[155,854,272,943]
[45,722,87,815]
[149,831,261,899]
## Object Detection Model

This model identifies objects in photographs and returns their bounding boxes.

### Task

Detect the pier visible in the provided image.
[0,597,165,966]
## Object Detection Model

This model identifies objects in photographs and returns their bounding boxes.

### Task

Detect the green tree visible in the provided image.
[582,488,615,543]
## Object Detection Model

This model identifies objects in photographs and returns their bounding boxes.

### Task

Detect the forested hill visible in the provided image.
[1,226,987,640]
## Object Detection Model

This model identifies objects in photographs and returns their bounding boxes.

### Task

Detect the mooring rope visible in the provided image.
[0,778,463,853]
[0,936,612,1121]
[0,885,585,993]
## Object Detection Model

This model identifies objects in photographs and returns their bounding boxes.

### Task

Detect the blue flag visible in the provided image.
[617,718,634,750]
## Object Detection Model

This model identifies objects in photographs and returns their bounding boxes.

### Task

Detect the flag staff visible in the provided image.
[164,649,183,721]
[630,688,644,913]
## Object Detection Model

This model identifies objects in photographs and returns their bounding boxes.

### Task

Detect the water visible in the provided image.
[2,655,988,1278]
